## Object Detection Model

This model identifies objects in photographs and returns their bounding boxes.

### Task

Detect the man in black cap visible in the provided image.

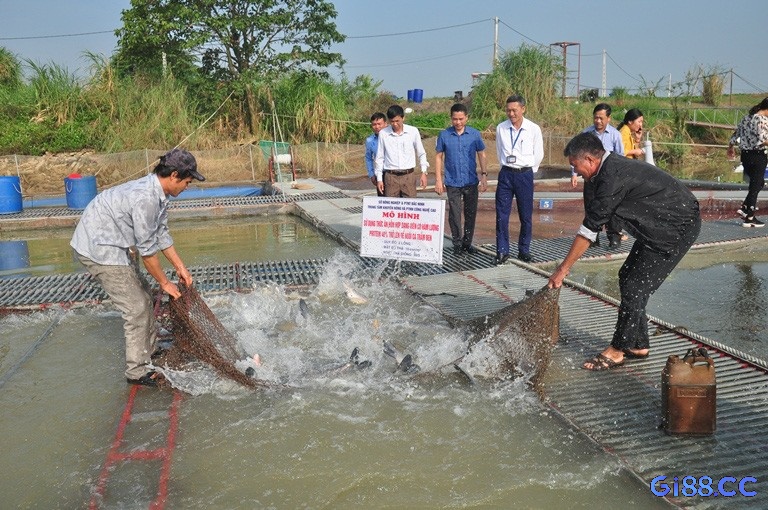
[71,148,205,386]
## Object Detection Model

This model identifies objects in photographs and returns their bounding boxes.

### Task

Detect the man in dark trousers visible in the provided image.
[494,94,543,264]
[548,132,701,370]
[71,149,205,386]
[434,103,488,256]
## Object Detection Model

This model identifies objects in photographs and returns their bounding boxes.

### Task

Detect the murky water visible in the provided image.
[4,214,761,508]
[0,215,340,278]
[0,253,668,509]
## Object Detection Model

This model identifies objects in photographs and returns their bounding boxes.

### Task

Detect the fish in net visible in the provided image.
[157,283,270,390]
[155,282,559,393]
[459,285,560,389]
[404,285,560,392]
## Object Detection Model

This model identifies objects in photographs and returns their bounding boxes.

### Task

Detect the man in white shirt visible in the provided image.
[374,104,429,197]
[494,94,544,264]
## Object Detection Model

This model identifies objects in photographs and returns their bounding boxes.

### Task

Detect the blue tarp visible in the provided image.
[22,185,263,209]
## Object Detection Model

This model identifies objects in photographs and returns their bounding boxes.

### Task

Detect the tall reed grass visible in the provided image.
[85,55,209,151]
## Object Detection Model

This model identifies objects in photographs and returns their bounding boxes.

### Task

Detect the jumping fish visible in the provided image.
[382,340,420,373]
[342,280,369,305]
[298,298,310,319]
[327,347,373,375]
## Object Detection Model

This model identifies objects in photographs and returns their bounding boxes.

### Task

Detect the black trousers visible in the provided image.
[611,215,701,351]
[741,150,767,215]
[446,184,479,248]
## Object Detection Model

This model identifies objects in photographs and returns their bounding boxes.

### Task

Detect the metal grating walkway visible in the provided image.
[0,260,330,311]
[0,190,350,222]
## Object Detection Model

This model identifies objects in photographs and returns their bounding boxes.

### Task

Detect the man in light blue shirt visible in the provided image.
[71,148,204,386]
[435,103,488,256]
[365,112,387,197]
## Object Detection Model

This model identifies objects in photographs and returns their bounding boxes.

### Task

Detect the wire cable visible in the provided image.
[345,19,489,39]
[344,44,492,69]
[0,30,114,41]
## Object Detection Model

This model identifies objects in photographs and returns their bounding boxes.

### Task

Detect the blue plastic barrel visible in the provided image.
[0,175,23,214]
[65,175,98,210]
[0,240,30,271]
[407,89,415,102]
[413,88,424,103]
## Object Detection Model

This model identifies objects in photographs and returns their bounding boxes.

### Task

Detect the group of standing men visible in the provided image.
[365,95,543,263]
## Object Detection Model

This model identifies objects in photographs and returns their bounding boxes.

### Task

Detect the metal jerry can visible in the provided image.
[661,348,716,436]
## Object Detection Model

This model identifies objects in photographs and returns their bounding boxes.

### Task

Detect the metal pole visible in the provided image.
[249,144,256,181]
[601,50,607,98]
[493,17,499,67]
[729,69,733,106]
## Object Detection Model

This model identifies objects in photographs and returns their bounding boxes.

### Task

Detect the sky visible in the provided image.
[1,0,767,101]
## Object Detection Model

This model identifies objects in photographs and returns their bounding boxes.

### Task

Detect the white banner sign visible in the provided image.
[360,196,445,264]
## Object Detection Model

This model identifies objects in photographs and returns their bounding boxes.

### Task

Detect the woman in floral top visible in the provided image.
[728,97,768,227]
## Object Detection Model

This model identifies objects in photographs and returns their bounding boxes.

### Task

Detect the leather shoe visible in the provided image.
[495,253,510,265]
[607,236,621,250]
[463,245,477,255]
[127,371,162,387]
[517,251,533,263]
[453,246,464,256]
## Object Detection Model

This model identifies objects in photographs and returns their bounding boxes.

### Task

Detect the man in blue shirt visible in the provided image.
[71,148,204,387]
[435,103,488,256]
[365,112,387,197]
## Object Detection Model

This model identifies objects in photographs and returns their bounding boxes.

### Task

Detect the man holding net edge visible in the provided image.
[71,149,205,387]
[548,133,700,371]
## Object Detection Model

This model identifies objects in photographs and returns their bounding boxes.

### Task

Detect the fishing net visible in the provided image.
[157,284,270,390]
[154,282,559,393]
[455,285,560,390]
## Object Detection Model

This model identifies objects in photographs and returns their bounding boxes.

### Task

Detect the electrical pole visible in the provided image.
[729,68,733,106]
[493,17,499,67]
[601,49,607,97]
[550,42,580,98]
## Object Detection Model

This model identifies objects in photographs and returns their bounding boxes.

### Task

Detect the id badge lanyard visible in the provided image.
[507,127,522,165]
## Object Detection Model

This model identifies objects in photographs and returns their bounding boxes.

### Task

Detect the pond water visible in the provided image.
[0,215,674,509]
[0,252,668,509]
[0,215,340,278]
